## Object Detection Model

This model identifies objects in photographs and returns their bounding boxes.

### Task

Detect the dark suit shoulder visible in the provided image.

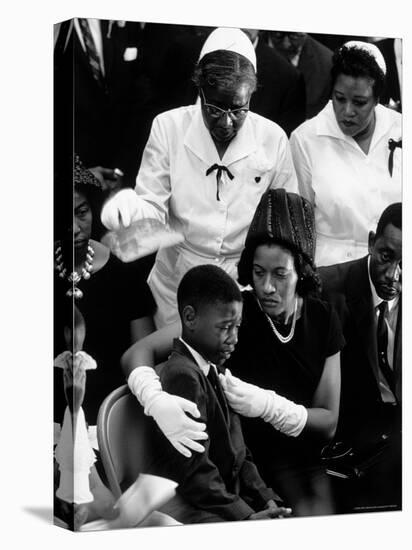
[319,257,365,294]
[304,35,333,60]
[256,40,300,81]
[161,351,201,379]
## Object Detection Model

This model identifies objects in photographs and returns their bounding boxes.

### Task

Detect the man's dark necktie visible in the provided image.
[78,18,104,87]
[388,139,402,177]
[207,364,229,419]
[206,164,234,201]
[377,301,397,400]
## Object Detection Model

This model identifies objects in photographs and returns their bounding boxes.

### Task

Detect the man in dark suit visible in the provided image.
[244,29,306,136]
[270,31,333,119]
[54,18,148,188]
[320,203,401,510]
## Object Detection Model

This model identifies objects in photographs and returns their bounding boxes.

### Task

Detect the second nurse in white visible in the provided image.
[290,41,401,267]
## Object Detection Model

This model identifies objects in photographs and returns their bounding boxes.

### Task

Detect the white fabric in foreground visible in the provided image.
[54,350,97,370]
[55,407,96,503]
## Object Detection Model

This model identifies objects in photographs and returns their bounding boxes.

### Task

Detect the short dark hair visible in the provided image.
[237,235,321,297]
[177,264,242,317]
[331,45,386,100]
[192,50,257,93]
[376,202,402,238]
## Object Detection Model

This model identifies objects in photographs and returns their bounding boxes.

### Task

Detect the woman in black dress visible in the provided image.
[221,189,344,515]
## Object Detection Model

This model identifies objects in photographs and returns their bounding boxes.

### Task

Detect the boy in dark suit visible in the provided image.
[150,265,289,524]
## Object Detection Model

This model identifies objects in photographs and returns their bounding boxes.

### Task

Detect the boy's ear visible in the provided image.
[368,230,376,254]
[182,305,197,330]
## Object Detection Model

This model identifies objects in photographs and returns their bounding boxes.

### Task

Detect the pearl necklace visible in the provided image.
[55,242,95,299]
[259,296,298,344]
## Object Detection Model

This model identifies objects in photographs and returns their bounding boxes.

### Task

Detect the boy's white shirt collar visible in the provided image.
[179,337,214,376]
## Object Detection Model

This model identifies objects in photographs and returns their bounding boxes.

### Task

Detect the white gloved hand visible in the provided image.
[128,367,208,458]
[101,188,144,230]
[220,369,307,437]
[219,370,270,418]
[145,392,208,457]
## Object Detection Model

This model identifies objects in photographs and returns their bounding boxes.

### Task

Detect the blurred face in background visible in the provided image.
[271,31,306,60]
[242,28,259,43]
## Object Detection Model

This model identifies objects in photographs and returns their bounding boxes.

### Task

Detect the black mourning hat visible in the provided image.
[245,188,316,263]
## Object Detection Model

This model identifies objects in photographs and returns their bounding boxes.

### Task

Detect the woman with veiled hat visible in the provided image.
[122,189,345,516]
[219,189,344,515]
[290,41,402,267]
[100,27,297,329]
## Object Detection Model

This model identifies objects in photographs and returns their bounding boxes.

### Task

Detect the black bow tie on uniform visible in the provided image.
[388,139,402,177]
[206,164,234,201]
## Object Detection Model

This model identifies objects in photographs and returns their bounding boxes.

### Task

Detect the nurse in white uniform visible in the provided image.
[290,41,401,267]
[102,27,297,327]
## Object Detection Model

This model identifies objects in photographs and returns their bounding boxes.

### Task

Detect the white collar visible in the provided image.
[367,256,399,312]
[179,337,212,376]
[316,101,399,152]
[183,104,258,167]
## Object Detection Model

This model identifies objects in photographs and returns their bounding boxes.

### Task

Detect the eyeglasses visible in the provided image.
[271,31,305,42]
[200,89,249,121]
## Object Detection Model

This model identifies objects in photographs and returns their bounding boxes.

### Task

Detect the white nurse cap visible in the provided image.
[343,40,387,75]
[198,27,257,72]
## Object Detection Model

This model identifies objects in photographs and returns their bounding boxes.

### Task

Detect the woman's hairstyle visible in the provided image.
[192,50,257,93]
[331,44,386,100]
[177,264,242,317]
[237,235,321,298]
[54,155,104,240]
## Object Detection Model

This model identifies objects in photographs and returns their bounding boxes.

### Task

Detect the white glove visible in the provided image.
[128,367,208,458]
[220,370,308,437]
[219,370,269,418]
[101,189,158,230]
